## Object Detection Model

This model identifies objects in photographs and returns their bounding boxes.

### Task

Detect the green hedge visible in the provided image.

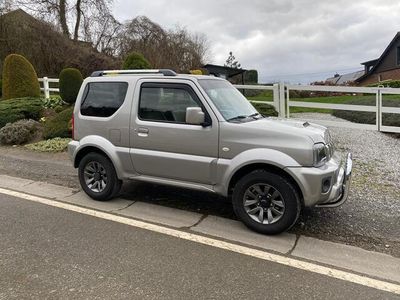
[251,102,278,117]
[59,68,83,104]
[367,80,400,88]
[332,98,400,127]
[2,54,40,100]
[43,106,74,139]
[0,97,43,128]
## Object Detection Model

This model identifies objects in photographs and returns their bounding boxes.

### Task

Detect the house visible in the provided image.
[326,70,364,85]
[356,32,400,85]
[203,64,247,84]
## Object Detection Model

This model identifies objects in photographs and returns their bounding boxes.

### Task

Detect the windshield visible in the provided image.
[199,79,258,121]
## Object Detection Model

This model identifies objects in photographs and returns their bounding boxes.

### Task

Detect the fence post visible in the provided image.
[377,89,382,132]
[43,77,50,99]
[279,82,286,118]
[273,83,279,113]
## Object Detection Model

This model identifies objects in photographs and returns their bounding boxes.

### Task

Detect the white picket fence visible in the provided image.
[38,77,59,99]
[38,78,400,133]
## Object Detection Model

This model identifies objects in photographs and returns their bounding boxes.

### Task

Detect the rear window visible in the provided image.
[80,82,128,117]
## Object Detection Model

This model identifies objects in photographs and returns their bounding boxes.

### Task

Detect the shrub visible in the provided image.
[0,79,2,98]
[245,70,258,84]
[2,54,40,100]
[332,98,400,127]
[189,70,203,75]
[367,80,400,88]
[0,119,41,145]
[43,106,74,139]
[42,96,64,109]
[25,138,71,152]
[59,68,83,104]
[122,52,151,69]
[251,102,278,117]
[0,97,43,128]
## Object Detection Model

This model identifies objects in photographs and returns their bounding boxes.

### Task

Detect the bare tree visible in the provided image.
[118,17,209,72]
[15,0,114,45]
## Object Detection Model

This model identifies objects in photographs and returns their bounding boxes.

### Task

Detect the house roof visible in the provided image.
[356,32,400,82]
[326,70,364,85]
[361,58,379,66]
[203,64,247,78]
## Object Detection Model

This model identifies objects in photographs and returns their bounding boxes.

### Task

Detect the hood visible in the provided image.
[238,117,327,144]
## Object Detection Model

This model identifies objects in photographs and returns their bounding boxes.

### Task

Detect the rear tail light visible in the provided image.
[71,114,75,140]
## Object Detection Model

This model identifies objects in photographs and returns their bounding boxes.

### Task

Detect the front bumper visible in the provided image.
[286,153,353,208]
[315,153,352,207]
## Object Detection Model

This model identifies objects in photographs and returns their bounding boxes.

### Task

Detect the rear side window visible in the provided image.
[80,82,128,117]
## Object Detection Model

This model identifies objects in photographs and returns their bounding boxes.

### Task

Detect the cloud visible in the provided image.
[113,0,400,83]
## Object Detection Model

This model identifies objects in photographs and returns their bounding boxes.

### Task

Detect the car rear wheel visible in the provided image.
[78,152,121,201]
[232,170,301,235]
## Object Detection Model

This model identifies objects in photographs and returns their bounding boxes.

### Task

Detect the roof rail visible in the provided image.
[90,69,177,77]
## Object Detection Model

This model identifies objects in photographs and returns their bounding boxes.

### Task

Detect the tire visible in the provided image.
[78,152,121,201]
[232,170,301,235]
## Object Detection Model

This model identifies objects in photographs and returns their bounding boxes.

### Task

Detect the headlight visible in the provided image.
[313,143,327,167]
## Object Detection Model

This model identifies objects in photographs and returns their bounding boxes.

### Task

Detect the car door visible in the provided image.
[129,79,219,185]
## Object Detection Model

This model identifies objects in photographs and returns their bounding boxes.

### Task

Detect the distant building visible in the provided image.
[356,32,400,85]
[325,70,364,85]
[203,64,247,84]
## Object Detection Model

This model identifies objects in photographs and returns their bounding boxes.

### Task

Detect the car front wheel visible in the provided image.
[232,170,301,235]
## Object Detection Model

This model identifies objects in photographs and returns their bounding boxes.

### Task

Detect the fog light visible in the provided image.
[322,178,332,193]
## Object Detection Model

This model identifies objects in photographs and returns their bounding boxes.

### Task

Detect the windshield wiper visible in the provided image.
[248,112,263,119]
[227,113,263,122]
[227,115,248,122]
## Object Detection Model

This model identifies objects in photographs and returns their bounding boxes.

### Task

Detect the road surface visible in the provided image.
[0,193,398,299]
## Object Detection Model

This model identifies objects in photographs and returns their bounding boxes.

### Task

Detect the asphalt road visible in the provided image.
[0,146,399,257]
[0,194,398,300]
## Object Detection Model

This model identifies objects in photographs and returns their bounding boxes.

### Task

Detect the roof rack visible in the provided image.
[90,69,177,77]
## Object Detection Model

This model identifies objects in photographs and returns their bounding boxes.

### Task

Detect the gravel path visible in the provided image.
[291,113,400,256]
[0,116,399,257]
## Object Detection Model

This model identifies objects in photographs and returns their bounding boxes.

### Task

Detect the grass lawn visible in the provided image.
[247,91,400,114]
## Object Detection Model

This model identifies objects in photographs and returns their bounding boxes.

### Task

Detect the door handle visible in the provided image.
[137,127,149,137]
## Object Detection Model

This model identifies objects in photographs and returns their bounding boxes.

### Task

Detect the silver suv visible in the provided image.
[68,69,352,234]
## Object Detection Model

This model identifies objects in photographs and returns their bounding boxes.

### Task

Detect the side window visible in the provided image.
[139,83,202,123]
[80,82,128,117]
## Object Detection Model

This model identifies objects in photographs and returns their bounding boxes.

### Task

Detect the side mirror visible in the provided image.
[186,107,205,125]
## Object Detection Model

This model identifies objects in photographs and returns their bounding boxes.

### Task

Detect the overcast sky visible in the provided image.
[113,0,400,83]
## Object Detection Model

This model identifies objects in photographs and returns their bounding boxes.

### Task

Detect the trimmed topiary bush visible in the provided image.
[43,106,74,139]
[122,52,151,70]
[245,70,258,84]
[0,97,43,128]
[0,119,41,145]
[252,102,278,117]
[2,54,41,100]
[59,68,83,104]
[189,70,203,75]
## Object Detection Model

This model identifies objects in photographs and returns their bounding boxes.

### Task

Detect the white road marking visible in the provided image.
[1,187,399,295]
